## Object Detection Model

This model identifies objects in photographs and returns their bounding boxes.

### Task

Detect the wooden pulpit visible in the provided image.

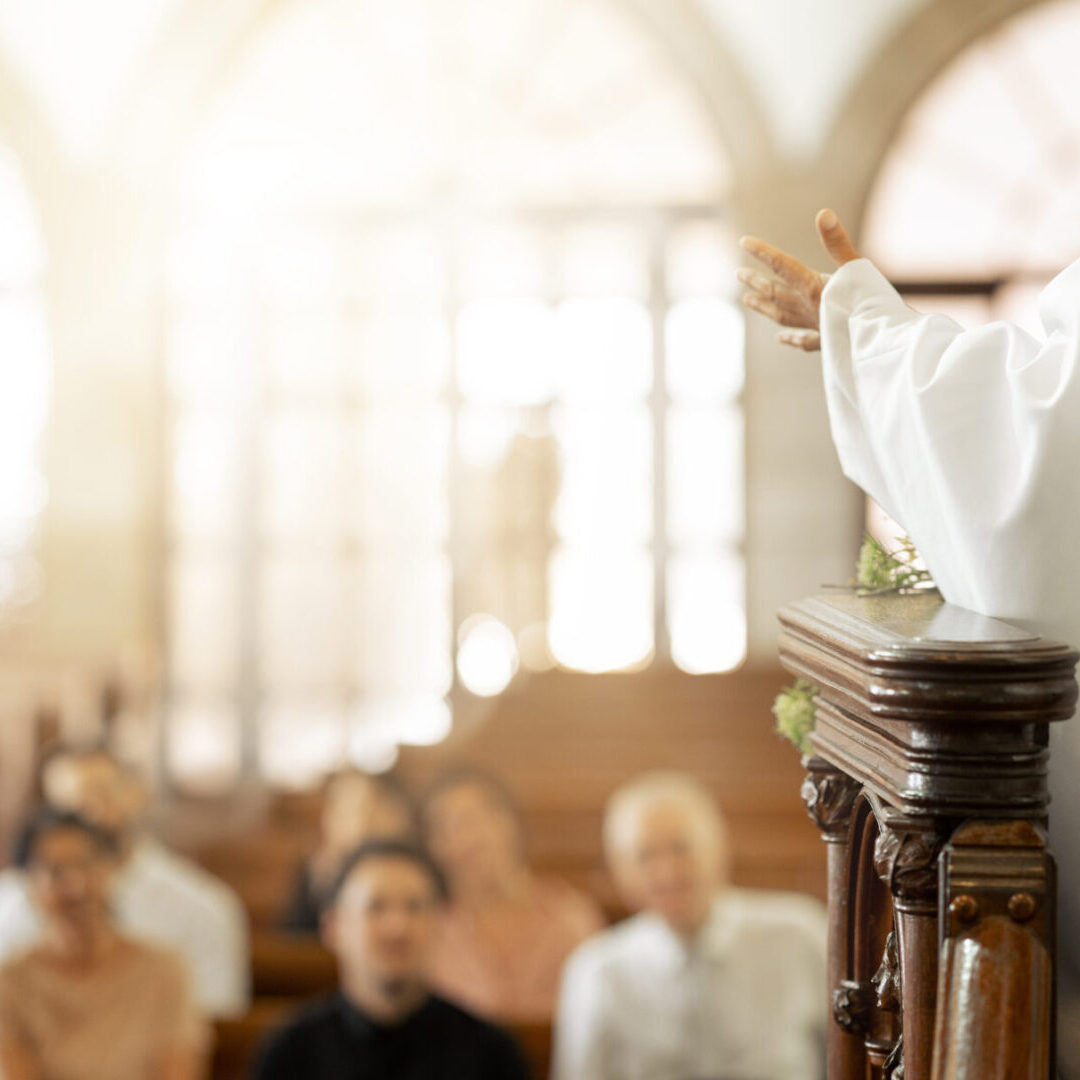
[779,592,1077,1080]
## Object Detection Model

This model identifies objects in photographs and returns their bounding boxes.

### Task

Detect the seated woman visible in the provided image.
[0,807,207,1080]
[280,768,415,933]
[421,768,604,1022]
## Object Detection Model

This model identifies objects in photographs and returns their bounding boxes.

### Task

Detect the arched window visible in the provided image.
[862,0,1080,541]
[164,0,743,793]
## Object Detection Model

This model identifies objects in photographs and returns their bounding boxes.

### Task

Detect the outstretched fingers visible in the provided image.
[737,268,816,329]
[777,329,821,352]
[815,209,860,266]
[739,235,821,293]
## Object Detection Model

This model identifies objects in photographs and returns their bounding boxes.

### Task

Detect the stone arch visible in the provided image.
[818,0,1052,235]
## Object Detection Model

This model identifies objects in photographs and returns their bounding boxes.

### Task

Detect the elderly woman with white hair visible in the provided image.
[552,770,827,1080]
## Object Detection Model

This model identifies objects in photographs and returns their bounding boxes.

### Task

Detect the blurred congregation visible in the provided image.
[0,0,1078,1077]
[0,736,826,1077]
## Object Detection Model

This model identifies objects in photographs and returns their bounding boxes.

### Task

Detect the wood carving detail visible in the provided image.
[874,932,904,1078]
[872,930,901,1012]
[831,980,871,1036]
[883,1033,904,1080]
[874,825,944,908]
[800,765,859,838]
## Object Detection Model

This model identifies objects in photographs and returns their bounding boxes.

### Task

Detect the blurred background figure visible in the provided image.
[279,768,415,934]
[421,768,603,1022]
[0,743,250,1017]
[0,807,207,1080]
[553,771,826,1080]
[254,838,530,1080]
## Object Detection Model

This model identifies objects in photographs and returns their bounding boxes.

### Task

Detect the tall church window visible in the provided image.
[164,0,743,793]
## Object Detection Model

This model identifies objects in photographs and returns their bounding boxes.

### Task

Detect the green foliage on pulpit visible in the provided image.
[772,678,818,755]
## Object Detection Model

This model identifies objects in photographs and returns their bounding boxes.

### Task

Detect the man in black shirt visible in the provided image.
[253,838,531,1080]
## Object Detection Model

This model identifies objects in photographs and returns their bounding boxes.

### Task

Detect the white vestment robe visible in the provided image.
[819,257,1080,980]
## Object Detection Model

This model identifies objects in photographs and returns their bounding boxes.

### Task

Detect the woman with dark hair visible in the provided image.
[421,768,604,1022]
[280,768,416,933]
[0,808,208,1080]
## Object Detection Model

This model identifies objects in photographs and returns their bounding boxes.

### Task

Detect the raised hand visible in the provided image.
[737,209,860,352]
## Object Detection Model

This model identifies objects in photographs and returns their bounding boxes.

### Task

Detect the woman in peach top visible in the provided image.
[421,769,604,1022]
[0,808,208,1080]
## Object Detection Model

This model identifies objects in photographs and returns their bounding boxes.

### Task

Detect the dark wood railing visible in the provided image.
[779,592,1077,1080]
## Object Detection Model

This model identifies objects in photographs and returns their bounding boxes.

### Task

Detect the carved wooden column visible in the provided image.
[802,758,862,1078]
[779,592,1077,1080]
[874,815,945,1080]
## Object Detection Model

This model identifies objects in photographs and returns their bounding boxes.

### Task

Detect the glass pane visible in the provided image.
[257,227,339,304]
[260,412,345,545]
[457,299,554,406]
[171,412,239,544]
[355,555,452,695]
[666,222,736,299]
[548,545,653,672]
[351,227,444,301]
[166,698,241,795]
[265,306,343,399]
[169,558,239,689]
[352,407,449,546]
[666,299,743,404]
[457,406,519,469]
[667,551,745,674]
[554,405,651,544]
[560,226,648,298]
[352,694,452,747]
[259,699,346,788]
[352,308,450,401]
[167,313,248,406]
[259,558,347,689]
[454,549,548,634]
[460,227,547,299]
[666,406,743,546]
[553,298,652,404]
[169,226,247,309]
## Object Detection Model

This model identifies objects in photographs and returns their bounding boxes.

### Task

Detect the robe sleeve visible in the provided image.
[818,256,1080,621]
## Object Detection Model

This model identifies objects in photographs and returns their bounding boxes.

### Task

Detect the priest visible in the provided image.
[738,209,1080,1011]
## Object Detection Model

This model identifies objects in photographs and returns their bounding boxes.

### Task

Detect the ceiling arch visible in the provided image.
[102,0,774,201]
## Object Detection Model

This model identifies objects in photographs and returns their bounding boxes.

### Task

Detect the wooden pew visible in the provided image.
[212,1000,295,1080]
[781,592,1075,1079]
[249,932,337,998]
